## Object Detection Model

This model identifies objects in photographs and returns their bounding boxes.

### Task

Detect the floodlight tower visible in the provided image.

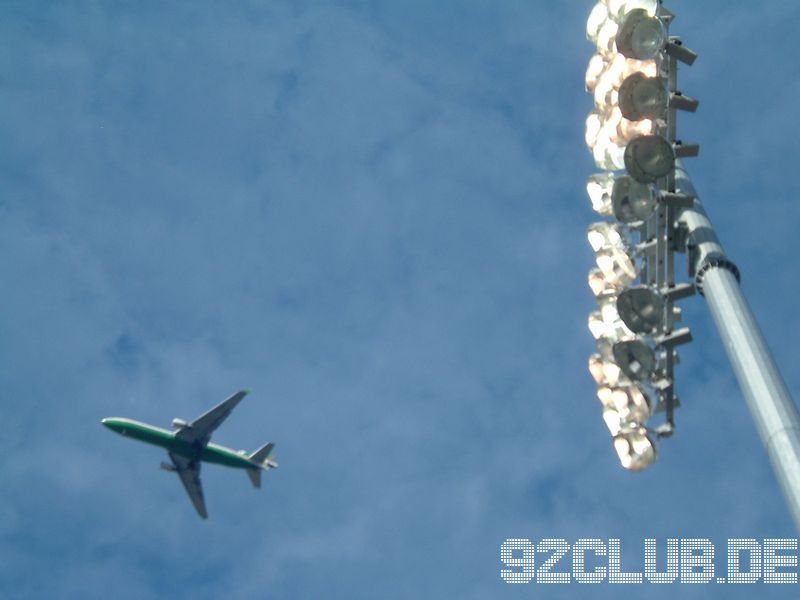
[582,0,800,530]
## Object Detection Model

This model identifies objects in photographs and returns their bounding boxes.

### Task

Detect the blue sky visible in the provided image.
[3,1,800,598]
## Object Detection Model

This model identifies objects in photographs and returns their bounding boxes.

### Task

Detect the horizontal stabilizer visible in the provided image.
[250,442,275,465]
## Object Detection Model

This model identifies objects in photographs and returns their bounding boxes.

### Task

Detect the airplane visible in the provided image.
[101,390,277,519]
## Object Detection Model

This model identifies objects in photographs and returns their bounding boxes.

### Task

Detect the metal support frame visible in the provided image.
[676,160,800,531]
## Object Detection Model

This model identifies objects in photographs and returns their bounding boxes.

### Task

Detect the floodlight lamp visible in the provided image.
[596,246,638,288]
[617,285,664,333]
[611,175,656,222]
[592,134,627,171]
[623,57,658,79]
[594,334,614,359]
[589,353,604,384]
[603,53,658,90]
[603,52,627,86]
[587,221,632,253]
[587,222,619,252]
[624,135,675,183]
[585,112,603,149]
[602,0,658,19]
[587,3,610,44]
[588,267,629,297]
[613,427,656,471]
[593,76,618,114]
[588,304,633,342]
[585,54,606,93]
[597,383,653,424]
[588,310,606,339]
[588,310,617,341]
[595,19,620,57]
[588,353,624,387]
[600,0,626,17]
[615,9,666,61]
[588,267,611,296]
[590,109,654,159]
[615,110,655,142]
[618,72,668,121]
[602,407,623,435]
[588,295,634,342]
[600,295,627,331]
[586,173,615,216]
[612,337,656,382]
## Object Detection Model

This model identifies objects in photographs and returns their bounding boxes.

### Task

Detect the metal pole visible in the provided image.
[676,160,800,531]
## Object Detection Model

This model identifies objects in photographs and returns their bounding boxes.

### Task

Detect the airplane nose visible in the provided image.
[101,418,119,432]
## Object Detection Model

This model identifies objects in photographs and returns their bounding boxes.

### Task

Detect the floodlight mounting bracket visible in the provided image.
[669,92,699,112]
[666,38,697,65]
[674,142,699,158]
[656,326,693,348]
[653,422,674,438]
[662,282,695,301]
[661,191,695,209]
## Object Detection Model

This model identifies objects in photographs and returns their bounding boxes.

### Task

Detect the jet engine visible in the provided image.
[172,418,188,429]
[160,462,176,472]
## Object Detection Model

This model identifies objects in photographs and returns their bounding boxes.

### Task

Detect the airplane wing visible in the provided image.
[168,452,208,519]
[175,390,248,445]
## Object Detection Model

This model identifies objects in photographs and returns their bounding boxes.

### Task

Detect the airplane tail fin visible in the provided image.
[246,442,277,488]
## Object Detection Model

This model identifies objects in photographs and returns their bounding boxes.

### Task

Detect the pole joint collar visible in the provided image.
[695,253,741,296]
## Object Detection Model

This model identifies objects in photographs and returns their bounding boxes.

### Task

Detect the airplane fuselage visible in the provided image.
[102,417,254,469]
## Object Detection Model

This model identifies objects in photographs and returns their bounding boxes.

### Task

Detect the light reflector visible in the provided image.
[617,285,664,333]
[612,337,656,381]
[611,175,656,222]
[618,72,668,121]
[615,9,666,60]
[624,135,674,183]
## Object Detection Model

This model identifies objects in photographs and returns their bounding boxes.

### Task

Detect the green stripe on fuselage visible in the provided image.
[102,417,254,469]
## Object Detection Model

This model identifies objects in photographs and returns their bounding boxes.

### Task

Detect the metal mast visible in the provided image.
[677,162,800,531]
